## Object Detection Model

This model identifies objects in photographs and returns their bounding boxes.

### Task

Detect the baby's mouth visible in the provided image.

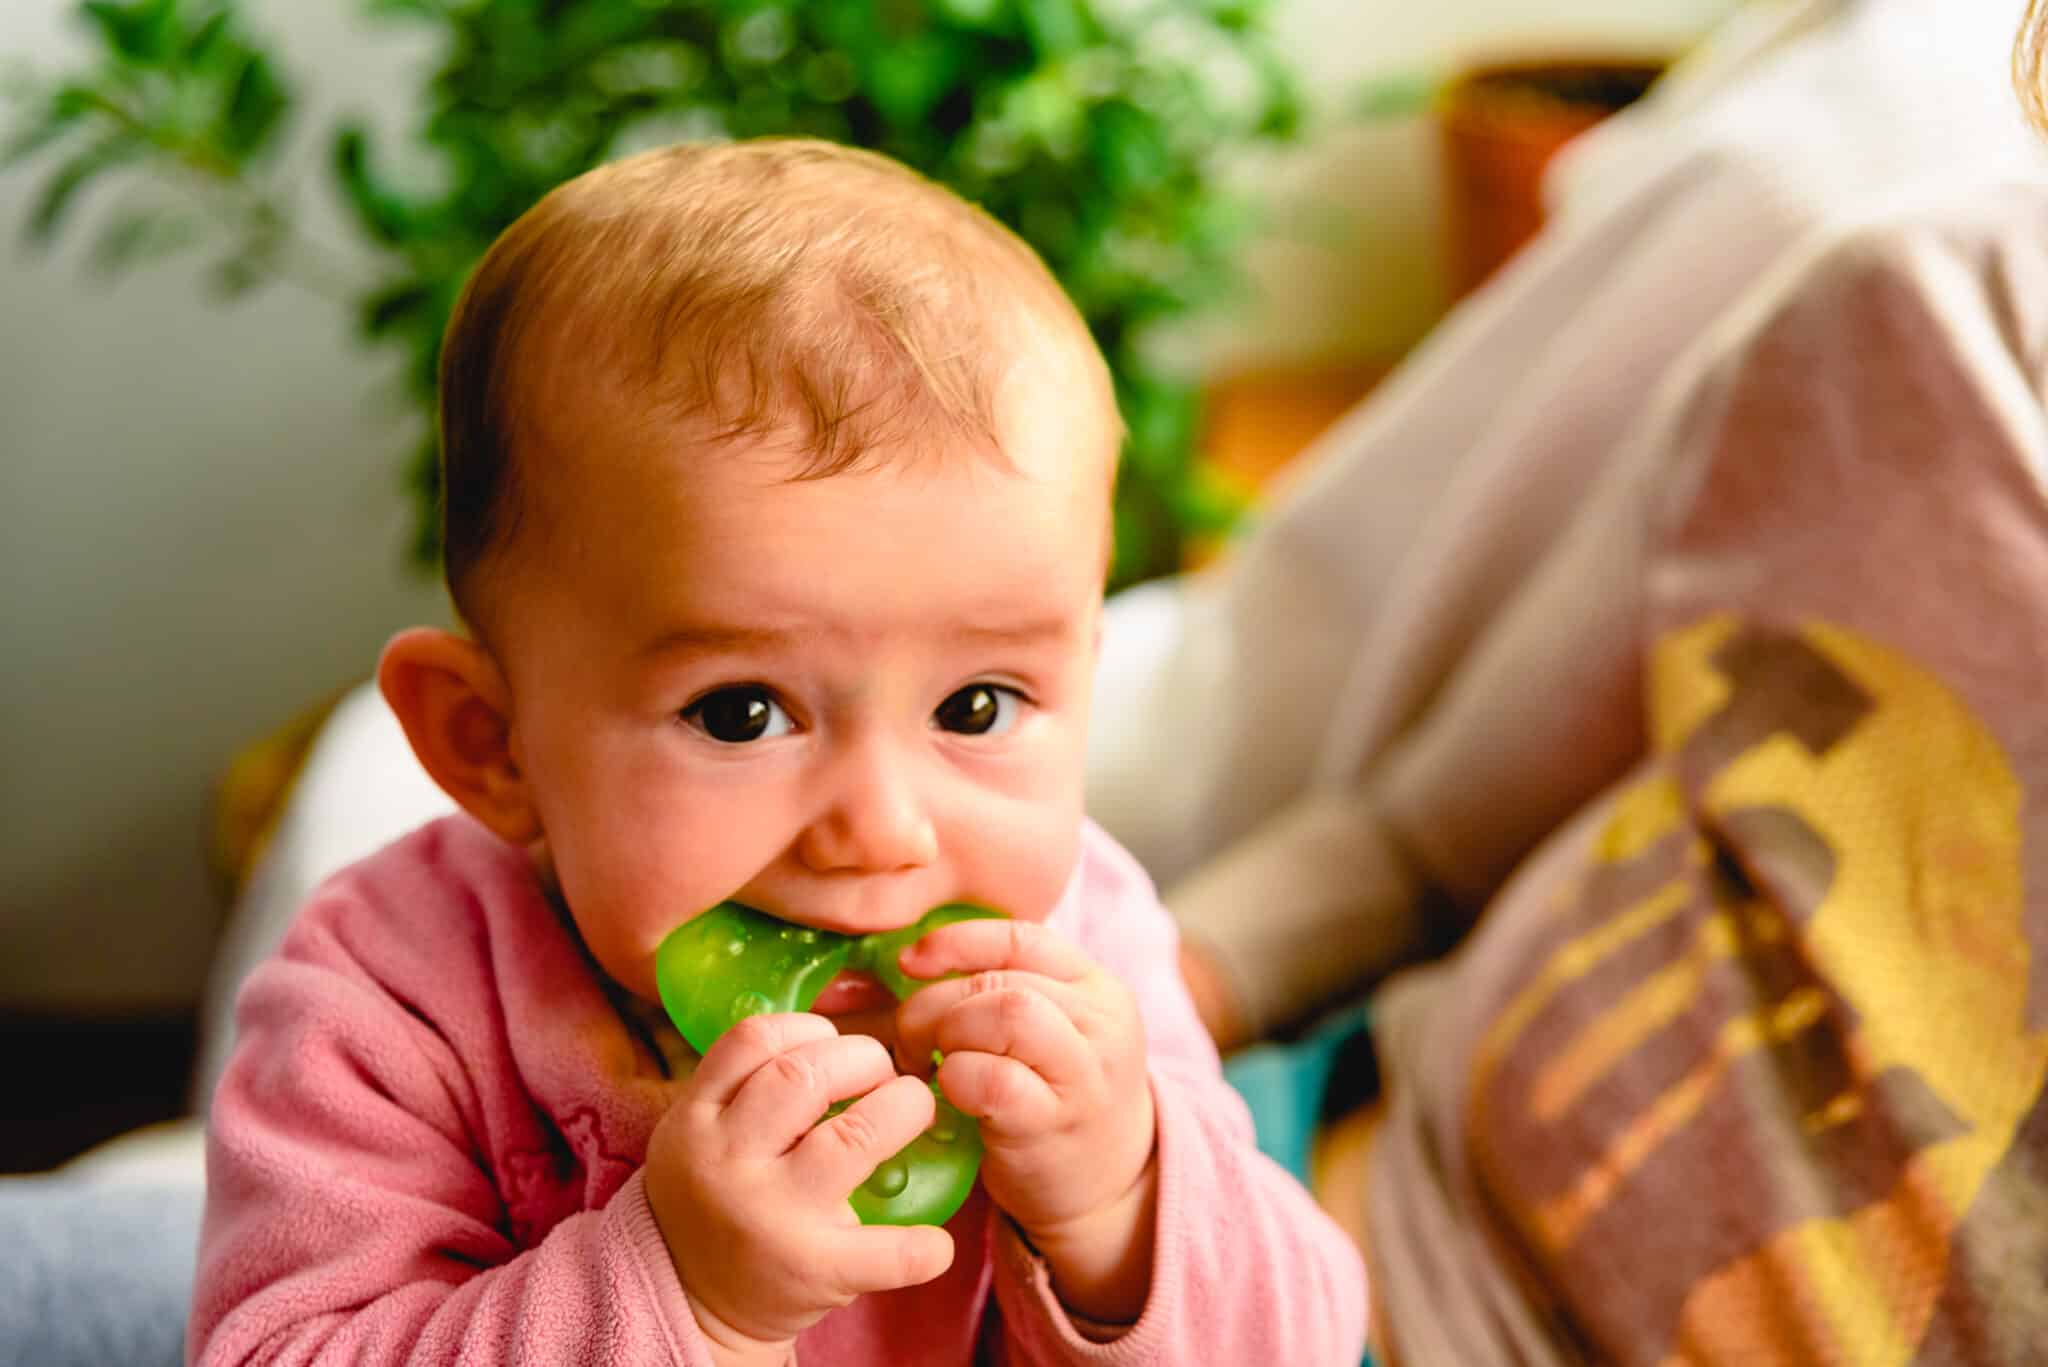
[808,968,892,1016]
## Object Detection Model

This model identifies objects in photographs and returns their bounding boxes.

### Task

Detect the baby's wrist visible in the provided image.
[684,1287,797,1367]
[1017,1150,1160,1326]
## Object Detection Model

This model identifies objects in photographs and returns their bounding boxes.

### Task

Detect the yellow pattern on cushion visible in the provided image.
[1466,614,2043,1367]
[1663,617,2041,1364]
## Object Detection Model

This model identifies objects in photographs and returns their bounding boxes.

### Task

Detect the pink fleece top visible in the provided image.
[190,814,1365,1365]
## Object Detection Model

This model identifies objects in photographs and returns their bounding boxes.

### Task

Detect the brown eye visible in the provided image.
[933,684,1019,736]
[683,686,790,743]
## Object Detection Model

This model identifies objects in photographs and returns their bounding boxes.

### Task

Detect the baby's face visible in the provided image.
[488,366,1116,1041]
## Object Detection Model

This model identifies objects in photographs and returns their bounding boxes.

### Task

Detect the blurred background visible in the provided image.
[0,0,1735,1171]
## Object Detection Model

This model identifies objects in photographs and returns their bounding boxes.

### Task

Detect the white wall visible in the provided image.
[1215,0,1741,366]
[0,0,449,1013]
[0,0,1734,1015]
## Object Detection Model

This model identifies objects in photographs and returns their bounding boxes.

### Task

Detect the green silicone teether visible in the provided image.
[847,902,1005,1003]
[655,904,854,1054]
[654,900,1003,1226]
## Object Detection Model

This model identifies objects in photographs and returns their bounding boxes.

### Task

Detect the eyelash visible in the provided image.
[677,682,1029,744]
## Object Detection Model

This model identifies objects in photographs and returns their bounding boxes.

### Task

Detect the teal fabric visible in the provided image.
[1221,1003,1376,1367]
[1220,1001,1372,1186]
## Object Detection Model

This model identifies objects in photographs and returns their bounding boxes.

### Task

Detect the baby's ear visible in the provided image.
[378,627,542,846]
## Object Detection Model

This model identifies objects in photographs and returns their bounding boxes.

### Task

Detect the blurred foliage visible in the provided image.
[4,0,1303,590]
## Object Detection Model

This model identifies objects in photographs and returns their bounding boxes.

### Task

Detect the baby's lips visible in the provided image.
[808,967,893,1016]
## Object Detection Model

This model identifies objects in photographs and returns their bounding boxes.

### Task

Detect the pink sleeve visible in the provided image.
[188,895,712,1366]
[987,825,1370,1365]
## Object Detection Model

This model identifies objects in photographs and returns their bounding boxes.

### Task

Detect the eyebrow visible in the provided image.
[640,623,801,658]
[639,615,1075,659]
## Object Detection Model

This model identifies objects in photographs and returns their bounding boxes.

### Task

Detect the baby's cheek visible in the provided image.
[978,801,1086,924]
[552,839,712,997]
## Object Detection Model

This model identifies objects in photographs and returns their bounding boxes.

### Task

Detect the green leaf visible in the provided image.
[78,0,179,66]
[557,0,660,61]
[332,125,412,246]
[1110,465,1180,590]
[933,0,1016,35]
[48,83,102,121]
[1090,101,1169,194]
[1000,70,1084,158]
[219,52,289,159]
[1018,0,1089,59]
[360,279,432,337]
[718,7,795,71]
[1116,375,1198,478]
[3,112,80,168]
[1204,1,1260,32]
[364,0,447,17]
[808,0,880,58]
[865,33,970,129]
[87,204,198,274]
[23,132,141,243]
[3,82,107,168]
[1253,48,1306,137]
[587,40,709,99]
[183,10,233,66]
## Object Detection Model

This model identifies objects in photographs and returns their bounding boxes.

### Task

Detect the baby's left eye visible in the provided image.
[933,684,1022,736]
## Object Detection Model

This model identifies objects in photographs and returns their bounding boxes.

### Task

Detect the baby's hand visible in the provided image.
[893,921,1158,1323]
[643,1014,955,1363]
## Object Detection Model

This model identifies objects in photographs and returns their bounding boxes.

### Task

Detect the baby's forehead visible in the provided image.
[526,284,1116,473]
[474,383,1115,659]
[495,409,1106,633]
[527,373,1111,514]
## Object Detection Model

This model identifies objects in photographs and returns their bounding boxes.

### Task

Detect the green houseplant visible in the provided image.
[4,0,1302,589]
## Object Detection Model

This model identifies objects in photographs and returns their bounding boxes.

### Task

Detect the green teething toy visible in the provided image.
[654,901,1002,1226]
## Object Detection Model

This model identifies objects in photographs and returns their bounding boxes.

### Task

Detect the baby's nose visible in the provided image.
[794,736,939,885]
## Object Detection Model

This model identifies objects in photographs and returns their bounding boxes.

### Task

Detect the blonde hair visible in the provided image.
[437,138,1108,616]
[2019,0,2048,133]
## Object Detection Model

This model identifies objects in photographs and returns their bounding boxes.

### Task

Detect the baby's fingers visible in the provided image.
[898,918,1093,984]
[894,970,1080,1073]
[723,1033,897,1156]
[937,1052,1063,1133]
[790,1072,936,1202]
[905,979,1091,1095]
[690,1013,839,1108]
[820,1223,956,1298]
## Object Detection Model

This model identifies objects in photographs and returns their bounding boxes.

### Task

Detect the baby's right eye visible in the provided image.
[680,686,793,744]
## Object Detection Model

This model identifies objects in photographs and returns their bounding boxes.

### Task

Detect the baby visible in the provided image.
[189,139,1365,1366]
